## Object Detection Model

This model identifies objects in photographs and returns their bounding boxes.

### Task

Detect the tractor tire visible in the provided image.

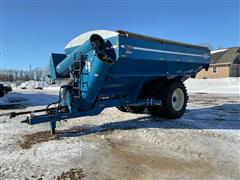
[148,81,188,119]
[125,106,145,114]
[0,90,4,97]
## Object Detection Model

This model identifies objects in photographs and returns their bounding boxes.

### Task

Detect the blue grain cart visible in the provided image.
[10,30,211,133]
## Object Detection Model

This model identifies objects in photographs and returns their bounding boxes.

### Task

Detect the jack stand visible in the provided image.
[50,121,56,135]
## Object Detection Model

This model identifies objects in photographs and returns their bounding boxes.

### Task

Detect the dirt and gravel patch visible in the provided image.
[18,131,61,149]
[17,126,90,149]
[54,168,85,180]
[104,135,215,179]
[17,125,117,149]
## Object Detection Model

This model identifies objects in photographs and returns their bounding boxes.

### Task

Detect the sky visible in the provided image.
[0,0,239,70]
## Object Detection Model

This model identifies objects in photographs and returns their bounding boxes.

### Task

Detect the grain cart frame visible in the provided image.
[10,30,211,134]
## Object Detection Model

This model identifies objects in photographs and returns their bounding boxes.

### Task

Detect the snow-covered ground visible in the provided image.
[185,77,240,94]
[19,81,49,90]
[0,78,239,179]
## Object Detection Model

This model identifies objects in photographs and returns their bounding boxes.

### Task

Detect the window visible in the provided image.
[212,67,218,73]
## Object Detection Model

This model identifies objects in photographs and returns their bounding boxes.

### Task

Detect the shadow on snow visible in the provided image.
[0,92,58,109]
[56,103,240,138]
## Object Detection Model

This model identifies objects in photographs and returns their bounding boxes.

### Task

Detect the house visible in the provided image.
[196,47,240,79]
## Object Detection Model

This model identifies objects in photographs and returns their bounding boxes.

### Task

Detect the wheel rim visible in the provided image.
[171,88,184,111]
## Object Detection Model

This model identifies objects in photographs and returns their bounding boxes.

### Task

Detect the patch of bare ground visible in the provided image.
[18,126,90,149]
[54,168,85,180]
[18,131,61,149]
[106,137,213,179]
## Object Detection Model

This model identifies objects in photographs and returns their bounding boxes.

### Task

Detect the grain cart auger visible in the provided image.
[8,30,211,134]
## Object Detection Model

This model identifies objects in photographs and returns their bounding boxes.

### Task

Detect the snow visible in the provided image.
[19,81,49,90]
[65,30,118,50]
[0,82,11,87]
[185,77,240,94]
[0,78,239,179]
[211,48,228,54]
[44,86,60,92]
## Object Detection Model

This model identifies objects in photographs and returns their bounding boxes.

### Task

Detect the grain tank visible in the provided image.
[10,30,211,133]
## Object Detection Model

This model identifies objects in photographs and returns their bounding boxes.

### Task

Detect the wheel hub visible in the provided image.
[171,88,184,111]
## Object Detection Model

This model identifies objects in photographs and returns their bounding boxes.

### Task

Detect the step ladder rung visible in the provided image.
[73,96,81,98]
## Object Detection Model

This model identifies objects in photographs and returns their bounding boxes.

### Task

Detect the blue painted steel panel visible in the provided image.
[53,30,210,114]
[28,30,211,126]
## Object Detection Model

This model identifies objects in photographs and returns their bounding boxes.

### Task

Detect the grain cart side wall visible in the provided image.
[97,32,210,102]
[110,33,210,77]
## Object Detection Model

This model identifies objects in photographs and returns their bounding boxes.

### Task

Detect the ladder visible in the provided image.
[72,52,82,99]
[72,52,89,99]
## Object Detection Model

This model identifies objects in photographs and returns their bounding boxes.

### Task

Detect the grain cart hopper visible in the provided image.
[9,30,211,134]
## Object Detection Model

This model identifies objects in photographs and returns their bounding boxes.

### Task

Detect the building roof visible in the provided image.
[211,47,240,64]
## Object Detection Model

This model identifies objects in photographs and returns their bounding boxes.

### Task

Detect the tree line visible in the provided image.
[0,67,49,82]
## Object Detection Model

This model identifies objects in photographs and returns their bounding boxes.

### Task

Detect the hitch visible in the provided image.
[8,106,65,119]
[0,105,67,135]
